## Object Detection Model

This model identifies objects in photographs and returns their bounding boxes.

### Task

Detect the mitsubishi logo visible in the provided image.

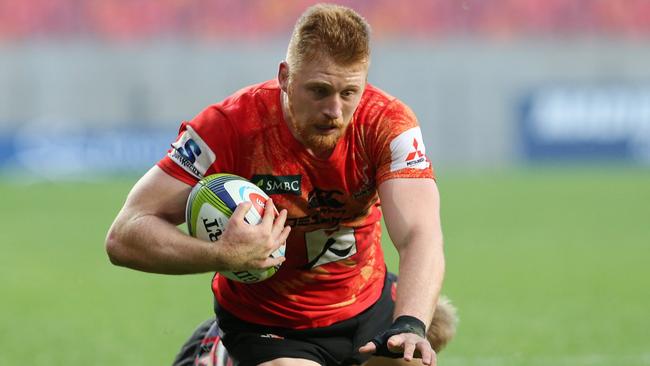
[405,138,424,161]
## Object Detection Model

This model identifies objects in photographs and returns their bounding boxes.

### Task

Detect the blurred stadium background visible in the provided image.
[1,1,649,365]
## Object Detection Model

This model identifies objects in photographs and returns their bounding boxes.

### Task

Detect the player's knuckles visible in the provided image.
[275,226,290,241]
[283,225,291,233]
[274,211,288,225]
[269,241,283,253]
[272,221,287,236]
[250,237,276,258]
[387,335,405,347]
[234,202,252,216]
[417,339,431,348]
[245,227,271,244]
[403,343,416,356]
[225,217,247,232]
[271,221,284,236]
[261,233,276,250]
[278,226,291,241]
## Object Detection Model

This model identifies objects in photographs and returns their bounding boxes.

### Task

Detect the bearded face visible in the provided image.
[279,55,368,157]
[285,88,347,153]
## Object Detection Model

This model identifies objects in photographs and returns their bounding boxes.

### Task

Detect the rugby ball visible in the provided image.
[185,173,285,283]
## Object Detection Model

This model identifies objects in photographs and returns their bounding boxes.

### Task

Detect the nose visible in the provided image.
[323,95,343,120]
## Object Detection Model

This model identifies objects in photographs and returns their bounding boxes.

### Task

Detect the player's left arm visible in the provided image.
[360,177,444,365]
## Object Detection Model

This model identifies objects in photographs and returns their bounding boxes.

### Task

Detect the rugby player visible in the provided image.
[106,4,455,365]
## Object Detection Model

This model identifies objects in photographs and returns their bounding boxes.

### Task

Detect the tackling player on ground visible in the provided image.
[106,3,456,366]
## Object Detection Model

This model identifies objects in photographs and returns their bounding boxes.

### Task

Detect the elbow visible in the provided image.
[105,227,130,267]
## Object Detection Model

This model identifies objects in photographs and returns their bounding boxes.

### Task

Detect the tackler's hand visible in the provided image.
[359,315,436,365]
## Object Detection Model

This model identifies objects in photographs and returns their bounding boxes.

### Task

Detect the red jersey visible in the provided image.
[158,80,434,329]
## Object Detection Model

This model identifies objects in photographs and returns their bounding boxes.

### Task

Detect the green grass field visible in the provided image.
[1,167,649,365]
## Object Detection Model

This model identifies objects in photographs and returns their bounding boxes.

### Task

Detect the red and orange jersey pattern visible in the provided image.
[158,80,434,329]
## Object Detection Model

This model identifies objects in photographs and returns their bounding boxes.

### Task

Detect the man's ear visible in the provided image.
[278,61,290,92]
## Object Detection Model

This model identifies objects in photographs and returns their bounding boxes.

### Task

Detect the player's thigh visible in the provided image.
[258,357,322,366]
[363,356,434,366]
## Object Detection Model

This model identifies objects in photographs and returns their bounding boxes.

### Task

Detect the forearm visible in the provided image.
[394,233,445,327]
[106,210,224,274]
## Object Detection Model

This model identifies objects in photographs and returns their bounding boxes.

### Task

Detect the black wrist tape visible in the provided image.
[370,315,427,358]
[392,315,426,338]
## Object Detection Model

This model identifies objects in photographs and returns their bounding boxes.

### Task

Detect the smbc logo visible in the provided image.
[251,175,302,196]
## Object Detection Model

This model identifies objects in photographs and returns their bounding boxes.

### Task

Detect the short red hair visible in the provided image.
[286,3,371,71]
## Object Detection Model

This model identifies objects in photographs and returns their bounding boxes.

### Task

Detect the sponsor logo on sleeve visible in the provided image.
[251,175,302,195]
[389,127,430,172]
[168,126,216,179]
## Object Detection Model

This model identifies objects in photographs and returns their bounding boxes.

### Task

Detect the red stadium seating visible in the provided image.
[1,0,649,41]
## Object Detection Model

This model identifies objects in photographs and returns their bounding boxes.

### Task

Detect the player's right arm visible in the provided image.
[105,166,289,274]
